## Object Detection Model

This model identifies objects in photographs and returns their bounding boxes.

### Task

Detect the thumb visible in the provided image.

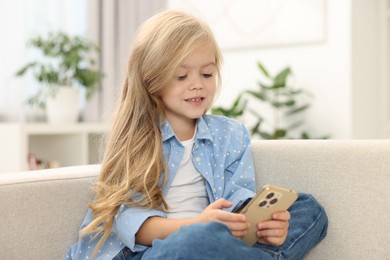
[209,198,233,210]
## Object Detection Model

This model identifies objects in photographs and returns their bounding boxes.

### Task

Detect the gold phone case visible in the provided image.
[237,184,298,246]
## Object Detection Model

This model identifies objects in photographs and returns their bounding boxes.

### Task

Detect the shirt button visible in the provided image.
[212,187,217,193]
[195,157,201,163]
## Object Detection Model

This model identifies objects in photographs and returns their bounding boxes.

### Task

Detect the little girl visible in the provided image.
[66,10,327,260]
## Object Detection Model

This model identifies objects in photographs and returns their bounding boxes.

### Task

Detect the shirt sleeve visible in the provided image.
[113,204,167,252]
[223,122,256,211]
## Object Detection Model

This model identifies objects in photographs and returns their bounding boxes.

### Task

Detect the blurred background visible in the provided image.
[1,0,389,140]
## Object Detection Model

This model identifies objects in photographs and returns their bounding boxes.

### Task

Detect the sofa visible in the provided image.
[0,139,389,259]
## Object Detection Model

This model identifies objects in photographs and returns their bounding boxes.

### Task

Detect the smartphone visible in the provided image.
[233,184,298,245]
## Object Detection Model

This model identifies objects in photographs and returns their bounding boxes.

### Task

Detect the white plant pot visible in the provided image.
[46,86,80,123]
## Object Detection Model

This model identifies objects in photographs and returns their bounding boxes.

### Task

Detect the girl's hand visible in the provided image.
[195,198,250,238]
[256,211,290,247]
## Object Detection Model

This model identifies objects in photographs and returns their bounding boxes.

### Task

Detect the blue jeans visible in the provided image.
[113,193,328,260]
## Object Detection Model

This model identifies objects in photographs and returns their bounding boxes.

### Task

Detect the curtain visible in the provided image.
[84,0,166,122]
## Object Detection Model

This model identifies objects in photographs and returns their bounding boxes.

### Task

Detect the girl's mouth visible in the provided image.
[185,97,205,106]
[185,97,204,102]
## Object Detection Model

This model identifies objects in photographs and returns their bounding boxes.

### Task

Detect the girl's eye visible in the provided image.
[177,75,187,81]
[203,73,213,78]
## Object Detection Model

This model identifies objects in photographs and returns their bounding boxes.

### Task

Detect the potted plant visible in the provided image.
[212,62,329,139]
[16,31,103,123]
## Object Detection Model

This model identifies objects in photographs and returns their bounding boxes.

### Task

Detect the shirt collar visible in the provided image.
[161,121,175,142]
[161,115,213,142]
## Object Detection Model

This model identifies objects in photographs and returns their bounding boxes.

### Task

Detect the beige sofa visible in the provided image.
[0,140,389,259]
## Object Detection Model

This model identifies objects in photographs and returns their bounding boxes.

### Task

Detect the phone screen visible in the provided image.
[232,197,252,213]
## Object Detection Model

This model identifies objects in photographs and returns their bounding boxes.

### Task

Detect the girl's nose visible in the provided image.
[190,76,204,90]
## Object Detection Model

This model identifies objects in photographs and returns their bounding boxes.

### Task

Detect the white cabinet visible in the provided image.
[0,123,107,173]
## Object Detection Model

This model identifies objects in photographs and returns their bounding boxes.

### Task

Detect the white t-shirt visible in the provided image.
[165,134,209,219]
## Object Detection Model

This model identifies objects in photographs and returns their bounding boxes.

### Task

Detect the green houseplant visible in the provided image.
[212,62,328,139]
[16,31,103,122]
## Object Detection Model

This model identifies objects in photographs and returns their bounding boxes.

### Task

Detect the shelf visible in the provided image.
[21,122,107,134]
[0,122,108,173]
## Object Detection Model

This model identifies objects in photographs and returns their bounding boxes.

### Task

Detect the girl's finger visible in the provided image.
[217,211,247,222]
[208,198,233,210]
[272,211,291,221]
[257,228,285,238]
[257,236,285,247]
[257,219,289,230]
[232,229,248,238]
[224,220,250,232]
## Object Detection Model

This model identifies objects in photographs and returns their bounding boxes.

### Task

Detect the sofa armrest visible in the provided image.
[0,164,100,260]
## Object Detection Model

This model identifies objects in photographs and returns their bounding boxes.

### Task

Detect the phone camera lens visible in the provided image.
[270,198,278,205]
[266,192,274,199]
[259,201,267,207]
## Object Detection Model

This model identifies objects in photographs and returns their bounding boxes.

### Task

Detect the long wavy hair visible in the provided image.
[81,10,223,255]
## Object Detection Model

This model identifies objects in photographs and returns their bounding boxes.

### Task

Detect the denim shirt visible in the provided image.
[65,115,256,260]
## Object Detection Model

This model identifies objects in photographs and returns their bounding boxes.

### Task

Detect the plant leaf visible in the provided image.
[286,104,310,115]
[258,82,274,90]
[211,94,247,118]
[300,132,310,139]
[250,121,261,136]
[259,131,273,139]
[15,62,37,76]
[273,129,286,139]
[273,67,291,88]
[257,62,270,78]
[246,90,267,101]
[271,99,295,108]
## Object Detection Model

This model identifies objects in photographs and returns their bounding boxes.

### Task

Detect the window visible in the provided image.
[0,0,86,121]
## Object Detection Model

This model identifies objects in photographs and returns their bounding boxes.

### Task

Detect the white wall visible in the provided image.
[168,0,384,139]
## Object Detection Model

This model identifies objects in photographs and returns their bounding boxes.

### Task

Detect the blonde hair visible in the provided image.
[81,10,223,255]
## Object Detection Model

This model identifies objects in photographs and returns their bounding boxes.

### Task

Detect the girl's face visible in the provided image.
[161,42,217,128]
